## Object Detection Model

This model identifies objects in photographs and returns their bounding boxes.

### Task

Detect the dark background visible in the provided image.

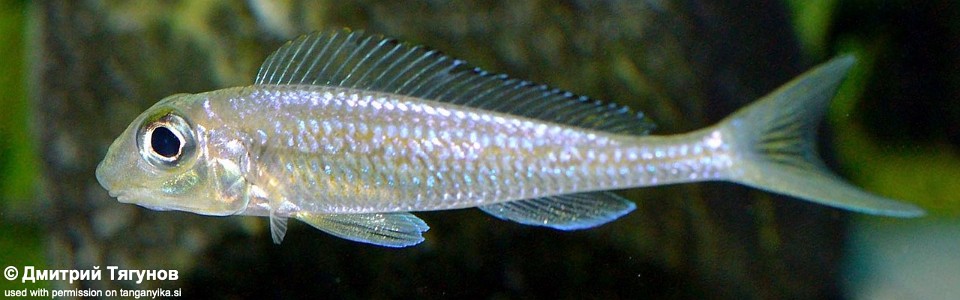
[1,0,957,298]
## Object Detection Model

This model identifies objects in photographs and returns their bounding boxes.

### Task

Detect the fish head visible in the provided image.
[97,93,249,216]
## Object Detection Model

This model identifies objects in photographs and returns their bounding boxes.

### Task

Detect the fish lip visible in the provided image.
[107,189,124,198]
[107,187,148,204]
[108,188,179,212]
[138,204,171,211]
[104,185,132,198]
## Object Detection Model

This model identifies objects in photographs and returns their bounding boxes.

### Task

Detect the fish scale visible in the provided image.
[96,30,923,247]
[237,86,734,216]
[233,85,656,213]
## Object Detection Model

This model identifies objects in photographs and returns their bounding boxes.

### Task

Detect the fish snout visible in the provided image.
[95,159,120,195]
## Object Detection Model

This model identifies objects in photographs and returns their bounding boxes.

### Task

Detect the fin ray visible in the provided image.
[254,29,654,135]
[720,55,924,217]
[479,192,636,230]
[295,212,429,247]
[269,212,288,244]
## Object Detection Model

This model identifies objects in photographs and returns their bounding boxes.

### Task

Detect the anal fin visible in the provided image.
[295,212,430,247]
[479,192,636,230]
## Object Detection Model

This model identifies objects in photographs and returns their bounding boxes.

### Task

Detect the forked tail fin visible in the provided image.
[718,55,924,217]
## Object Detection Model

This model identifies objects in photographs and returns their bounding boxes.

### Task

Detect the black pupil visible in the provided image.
[151,126,181,158]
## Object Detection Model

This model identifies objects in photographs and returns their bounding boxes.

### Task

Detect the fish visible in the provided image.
[96,29,924,247]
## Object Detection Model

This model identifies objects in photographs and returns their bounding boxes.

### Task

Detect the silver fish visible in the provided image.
[96,30,924,247]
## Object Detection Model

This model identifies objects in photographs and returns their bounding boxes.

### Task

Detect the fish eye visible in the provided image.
[137,112,195,168]
[151,126,180,158]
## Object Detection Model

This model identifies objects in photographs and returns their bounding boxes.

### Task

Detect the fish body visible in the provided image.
[96,30,923,247]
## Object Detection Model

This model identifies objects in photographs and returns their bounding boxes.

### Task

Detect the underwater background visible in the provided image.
[1,0,957,298]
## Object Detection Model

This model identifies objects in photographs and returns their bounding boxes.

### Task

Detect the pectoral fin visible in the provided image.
[479,192,636,230]
[270,211,289,244]
[295,212,430,247]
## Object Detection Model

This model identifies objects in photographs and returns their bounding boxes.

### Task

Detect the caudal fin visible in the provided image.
[718,55,924,217]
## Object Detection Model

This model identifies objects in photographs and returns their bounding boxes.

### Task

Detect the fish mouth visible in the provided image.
[109,186,209,213]
[110,190,138,204]
[104,185,143,201]
[107,190,124,198]
[107,187,152,203]
[138,204,172,211]
[111,190,173,211]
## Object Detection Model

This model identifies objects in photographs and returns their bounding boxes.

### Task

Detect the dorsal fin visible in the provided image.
[254,29,655,135]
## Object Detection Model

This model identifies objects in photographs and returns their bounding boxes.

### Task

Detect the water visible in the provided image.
[1,1,956,298]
